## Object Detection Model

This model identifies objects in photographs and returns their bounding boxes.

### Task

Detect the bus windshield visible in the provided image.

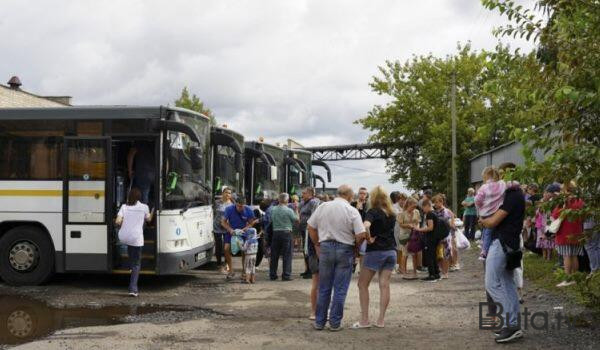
[254,160,280,203]
[214,145,240,195]
[164,113,211,209]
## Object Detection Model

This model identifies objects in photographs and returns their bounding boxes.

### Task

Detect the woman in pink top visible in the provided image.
[475,166,506,259]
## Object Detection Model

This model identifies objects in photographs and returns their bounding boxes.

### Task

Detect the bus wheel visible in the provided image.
[0,226,55,286]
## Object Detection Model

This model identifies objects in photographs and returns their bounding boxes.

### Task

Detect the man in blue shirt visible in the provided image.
[222,196,258,279]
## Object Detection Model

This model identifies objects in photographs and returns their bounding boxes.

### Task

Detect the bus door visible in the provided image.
[63,137,111,271]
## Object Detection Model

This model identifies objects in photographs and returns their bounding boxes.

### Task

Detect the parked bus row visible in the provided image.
[0,106,331,285]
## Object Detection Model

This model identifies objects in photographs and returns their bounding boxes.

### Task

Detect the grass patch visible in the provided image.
[523,252,600,313]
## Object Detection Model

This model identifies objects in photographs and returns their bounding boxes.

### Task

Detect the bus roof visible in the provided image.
[0,105,210,121]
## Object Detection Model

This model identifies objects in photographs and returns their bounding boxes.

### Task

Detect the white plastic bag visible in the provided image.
[456,229,471,250]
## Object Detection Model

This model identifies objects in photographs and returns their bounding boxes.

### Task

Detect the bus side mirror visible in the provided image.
[190,146,203,170]
[270,166,278,181]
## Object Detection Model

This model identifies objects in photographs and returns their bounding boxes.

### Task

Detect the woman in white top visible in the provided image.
[115,188,154,296]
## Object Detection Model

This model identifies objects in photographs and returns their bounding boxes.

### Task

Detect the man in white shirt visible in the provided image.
[308,184,366,331]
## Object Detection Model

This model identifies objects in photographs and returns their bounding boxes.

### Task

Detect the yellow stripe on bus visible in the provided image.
[0,190,105,197]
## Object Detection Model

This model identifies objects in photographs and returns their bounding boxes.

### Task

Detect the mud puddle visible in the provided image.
[0,295,223,347]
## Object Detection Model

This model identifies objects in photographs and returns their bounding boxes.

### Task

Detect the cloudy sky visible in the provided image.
[1,0,534,193]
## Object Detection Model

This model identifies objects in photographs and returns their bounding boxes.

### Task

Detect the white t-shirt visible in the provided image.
[307,198,366,246]
[117,201,150,247]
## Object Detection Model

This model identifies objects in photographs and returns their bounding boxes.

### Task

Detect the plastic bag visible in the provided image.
[456,229,470,250]
[230,235,244,255]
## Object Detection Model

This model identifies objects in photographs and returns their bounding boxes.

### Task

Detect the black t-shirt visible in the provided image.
[351,201,368,221]
[491,186,526,250]
[365,208,396,251]
[425,211,440,237]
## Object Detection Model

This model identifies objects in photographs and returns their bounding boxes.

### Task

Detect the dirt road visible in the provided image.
[1,248,597,349]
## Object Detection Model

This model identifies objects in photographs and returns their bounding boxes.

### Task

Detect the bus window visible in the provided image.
[68,140,107,180]
[0,137,62,180]
[77,121,103,136]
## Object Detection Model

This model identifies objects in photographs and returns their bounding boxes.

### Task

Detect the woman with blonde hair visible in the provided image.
[396,197,421,279]
[352,186,397,329]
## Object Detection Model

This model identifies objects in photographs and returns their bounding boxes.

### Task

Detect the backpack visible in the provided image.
[433,214,451,240]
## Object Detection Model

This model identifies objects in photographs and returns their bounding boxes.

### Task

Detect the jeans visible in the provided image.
[585,232,600,272]
[424,234,441,278]
[270,230,293,279]
[464,215,477,240]
[316,241,355,328]
[485,239,520,328]
[127,245,142,293]
[481,227,493,256]
[133,171,154,204]
[213,231,225,265]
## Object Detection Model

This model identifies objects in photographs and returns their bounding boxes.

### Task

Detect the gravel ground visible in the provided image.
[1,248,598,350]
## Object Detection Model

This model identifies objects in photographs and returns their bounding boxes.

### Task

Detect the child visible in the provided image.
[242,229,259,284]
[475,166,506,260]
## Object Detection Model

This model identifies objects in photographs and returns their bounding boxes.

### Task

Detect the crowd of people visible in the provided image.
[112,161,597,345]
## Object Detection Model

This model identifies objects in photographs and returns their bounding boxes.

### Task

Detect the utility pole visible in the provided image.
[451,70,458,214]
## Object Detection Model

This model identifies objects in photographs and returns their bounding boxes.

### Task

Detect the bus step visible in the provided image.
[112,269,156,275]
[120,253,155,260]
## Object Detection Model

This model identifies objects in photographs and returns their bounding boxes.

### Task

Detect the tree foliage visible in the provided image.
[174,87,217,125]
[483,0,600,223]
[357,44,548,199]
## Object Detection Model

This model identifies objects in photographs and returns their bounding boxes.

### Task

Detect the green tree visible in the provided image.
[357,44,547,199]
[482,0,600,223]
[174,87,217,125]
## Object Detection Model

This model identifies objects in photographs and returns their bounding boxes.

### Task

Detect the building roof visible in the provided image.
[0,83,71,107]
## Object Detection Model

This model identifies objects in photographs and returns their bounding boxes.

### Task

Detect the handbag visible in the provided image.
[406,230,423,253]
[500,240,522,271]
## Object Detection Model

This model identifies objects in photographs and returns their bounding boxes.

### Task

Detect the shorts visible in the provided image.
[223,232,232,244]
[245,254,257,275]
[308,254,319,274]
[363,250,397,271]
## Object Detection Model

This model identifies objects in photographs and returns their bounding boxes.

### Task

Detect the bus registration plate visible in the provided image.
[195,251,206,262]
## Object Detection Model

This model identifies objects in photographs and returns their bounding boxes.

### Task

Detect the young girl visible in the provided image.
[115,188,154,297]
[535,189,556,260]
[432,194,455,279]
[475,166,506,260]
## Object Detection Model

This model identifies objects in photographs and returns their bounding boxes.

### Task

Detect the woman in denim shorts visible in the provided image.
[352,186,397,329]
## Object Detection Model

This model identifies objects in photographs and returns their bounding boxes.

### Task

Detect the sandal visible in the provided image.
[374,322,385,328]
[350,322,371,329]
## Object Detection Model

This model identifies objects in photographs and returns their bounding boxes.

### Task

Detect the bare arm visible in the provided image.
[416,219,433,233]
[146,208,155,223]
[221,217,233,234]
[479,209,509,228]
[308,225,320,255]
[115,215,123,226]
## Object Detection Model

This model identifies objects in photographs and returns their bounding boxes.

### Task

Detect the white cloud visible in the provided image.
[1,0,535,191]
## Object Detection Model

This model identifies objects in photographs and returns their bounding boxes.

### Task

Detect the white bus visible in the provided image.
[0,106,214,285]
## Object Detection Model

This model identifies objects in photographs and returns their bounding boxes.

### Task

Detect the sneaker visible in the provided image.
[556,280,576,288]
[128,292,139,297]
[421,276,439,282]
[282,277,293,281]
[302,273,312,279]
[417,267,428,272]
[495,327,523,343]
[313,323,324,331]
[329,324,344,332]
[478,256,486,261]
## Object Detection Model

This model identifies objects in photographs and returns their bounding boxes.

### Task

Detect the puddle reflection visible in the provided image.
[0,295,200,346]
